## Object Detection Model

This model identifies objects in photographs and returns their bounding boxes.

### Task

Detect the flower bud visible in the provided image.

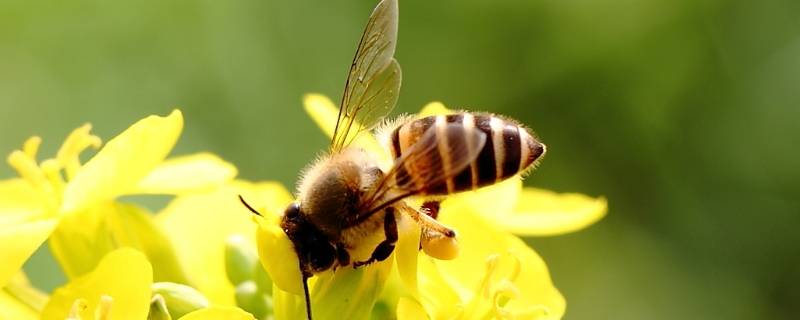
[151,282,209,319]
[234,280,273,319]
[225,234,258,286]
[252,261,273,295]
[148,294,172,320]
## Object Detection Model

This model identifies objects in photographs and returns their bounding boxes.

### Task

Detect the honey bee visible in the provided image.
[240,0,545,318]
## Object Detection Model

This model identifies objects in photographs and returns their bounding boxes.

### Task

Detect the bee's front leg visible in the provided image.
[353,207,397,268]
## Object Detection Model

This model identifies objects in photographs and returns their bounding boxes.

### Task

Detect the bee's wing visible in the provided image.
[331,0,401,153]
[351,124,487,223]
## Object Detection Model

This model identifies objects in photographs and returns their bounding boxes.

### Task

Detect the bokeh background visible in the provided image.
[2,0,799,319]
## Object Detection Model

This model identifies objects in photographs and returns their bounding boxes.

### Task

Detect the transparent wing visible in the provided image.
[349,124,487,224]
[331,0,401,152]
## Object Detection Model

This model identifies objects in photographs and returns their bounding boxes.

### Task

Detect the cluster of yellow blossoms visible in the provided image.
[0,95,606,320]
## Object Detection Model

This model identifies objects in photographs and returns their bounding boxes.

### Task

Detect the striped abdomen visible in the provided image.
[389,113,545,195]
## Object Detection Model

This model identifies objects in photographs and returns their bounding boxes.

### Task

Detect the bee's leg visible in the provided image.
[334,243,350,269]
[353,208,398,268]
[421,200,441,219]
[399,202,455,238]
[419,200,439,250]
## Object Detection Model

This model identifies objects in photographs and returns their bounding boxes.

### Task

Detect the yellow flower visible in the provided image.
[255,94,607,319]
[156,181,292,305]
[178,306,256,320]
[40,248,153,320]
[0,290,39,320]
[0,273,46,320]
[38,248,255,320]
[0,110,236,292]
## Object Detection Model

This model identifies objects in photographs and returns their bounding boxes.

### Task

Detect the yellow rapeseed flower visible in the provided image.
[41,248,153,320]
[254,94,607,319]
[156,181,293,305]
[39,248,256,320]
[0,101,604,319]
[0,273,45,320]
[179,306,256,320]
[0,110,237,316]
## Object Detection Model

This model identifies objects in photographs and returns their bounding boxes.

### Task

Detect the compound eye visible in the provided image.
[284,202,301,218]
[308,243,336,273]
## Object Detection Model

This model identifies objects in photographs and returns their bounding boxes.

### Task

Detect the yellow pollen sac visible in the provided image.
[421,232,459,260]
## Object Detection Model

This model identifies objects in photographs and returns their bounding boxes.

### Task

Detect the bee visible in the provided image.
[240,0,545,319]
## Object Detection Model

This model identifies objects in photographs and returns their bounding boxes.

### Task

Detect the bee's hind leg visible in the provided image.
[398,201,455,238]
[353,207,398,268]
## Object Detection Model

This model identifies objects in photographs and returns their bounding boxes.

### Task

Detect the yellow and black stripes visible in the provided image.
[389,112,545,195]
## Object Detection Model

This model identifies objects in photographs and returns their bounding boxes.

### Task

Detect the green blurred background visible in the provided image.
[2,0,799,318]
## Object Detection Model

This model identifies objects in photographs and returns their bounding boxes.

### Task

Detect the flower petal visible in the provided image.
[157,181,292,305]
[105,203,190,284]
[396,297,429,320]
[60,110,183,214]
[48,204,118,279]
[3,272,49,313]
[303,94,387,161]
[41,248,153,320]
[264,221,394,319]
[0,291,38,320]
[310,259,393,320]
[178,306,255,320]
[417,101,453,117]
[271,284,304,320]
[135,153,238,195]
[0,218,58,288]
[450,177,522,223]
[303,94,340,140]
[49,202,189,285]
[0,179,45,220]
[499,188,608,236]
[395,217,422,297]
[254,215,303,296]
[437,200,566,319]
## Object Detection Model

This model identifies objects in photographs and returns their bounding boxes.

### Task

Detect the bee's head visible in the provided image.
[281,202,336,274]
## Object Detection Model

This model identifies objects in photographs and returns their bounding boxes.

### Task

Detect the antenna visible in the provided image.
[238,195,263,216]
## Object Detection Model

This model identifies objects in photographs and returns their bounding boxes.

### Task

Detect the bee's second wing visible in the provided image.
[331,0,400,152]
[353,124,487,222]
